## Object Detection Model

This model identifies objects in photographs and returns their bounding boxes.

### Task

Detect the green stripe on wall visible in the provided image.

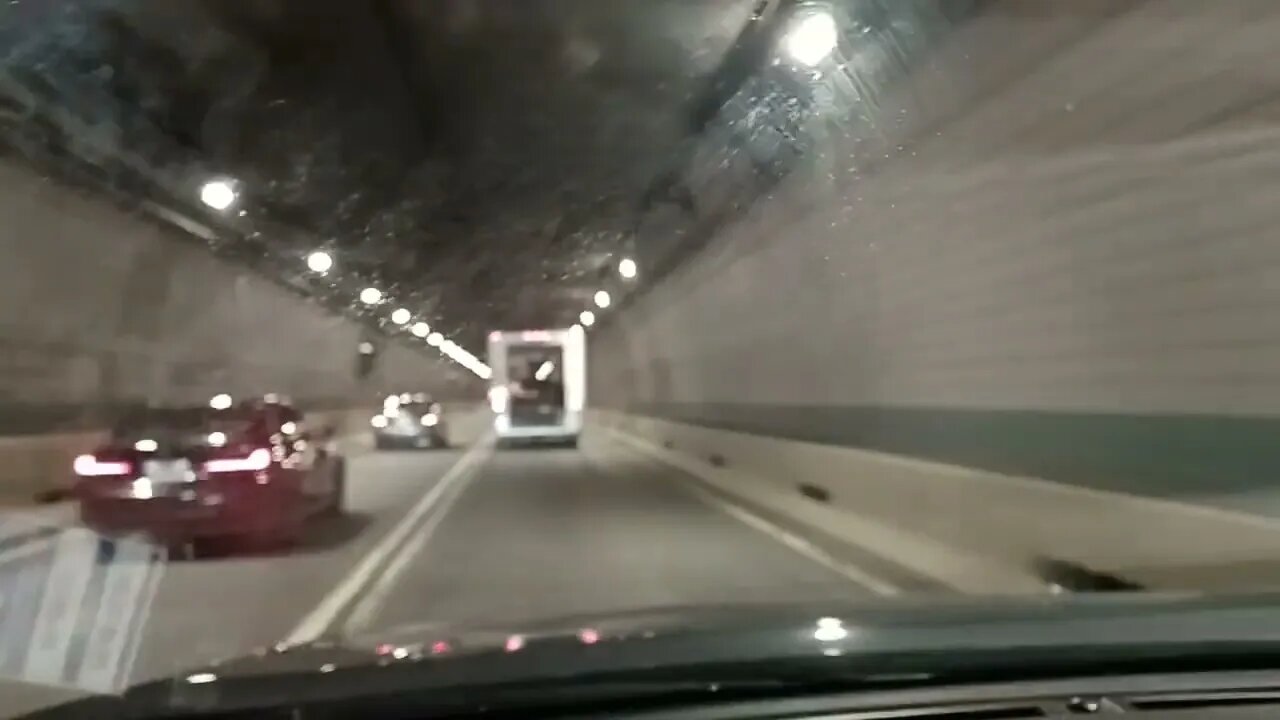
[629,403,1280,513]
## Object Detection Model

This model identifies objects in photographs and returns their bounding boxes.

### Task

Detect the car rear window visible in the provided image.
[111,407,256,440]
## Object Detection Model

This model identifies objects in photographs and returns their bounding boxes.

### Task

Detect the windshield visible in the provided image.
[3,0,1280,715]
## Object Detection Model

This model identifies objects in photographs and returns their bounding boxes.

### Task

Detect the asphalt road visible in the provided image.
[0,420,879,712]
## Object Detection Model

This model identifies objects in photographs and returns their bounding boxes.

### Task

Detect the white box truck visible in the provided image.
[486,325,585,446]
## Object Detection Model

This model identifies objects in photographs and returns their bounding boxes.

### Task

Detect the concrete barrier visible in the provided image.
[592,409,1280,594]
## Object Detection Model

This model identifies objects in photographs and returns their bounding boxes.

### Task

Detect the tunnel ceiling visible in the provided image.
[0,0,761,345]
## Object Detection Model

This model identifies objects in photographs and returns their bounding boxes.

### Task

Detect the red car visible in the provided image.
[74,401,345,551]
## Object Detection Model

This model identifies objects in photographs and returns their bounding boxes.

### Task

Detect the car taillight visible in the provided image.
[203,448,272,474]
[73,455,132,477]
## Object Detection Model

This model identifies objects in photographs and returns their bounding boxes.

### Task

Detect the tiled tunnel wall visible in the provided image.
[591,0,1280,505]
[0,159,462,432]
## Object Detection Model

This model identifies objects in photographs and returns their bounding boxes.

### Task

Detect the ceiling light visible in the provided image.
[391,308,411,325]
[306,251,333,274]
[209,393,233,410]
[579,310,595,327]
[359,287,382,305]
[593,290,611,309]
[783,10,838,67]
[618,257,637,279]
[199,179,236,210]
[427,332,443,347]
[411,322,430,338]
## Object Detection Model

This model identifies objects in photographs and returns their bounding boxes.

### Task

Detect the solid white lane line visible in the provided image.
[682,481,901,595]
[341,457,482,634]
[593,429,901,596]
[280,438,494,647]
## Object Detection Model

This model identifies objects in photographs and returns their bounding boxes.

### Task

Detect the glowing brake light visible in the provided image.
[203,448,272,473]
[73,455,132,477]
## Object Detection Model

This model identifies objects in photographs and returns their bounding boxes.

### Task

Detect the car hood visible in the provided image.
[36,593,1280,718]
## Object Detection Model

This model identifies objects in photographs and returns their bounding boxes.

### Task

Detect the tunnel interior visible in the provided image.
[3,1,1280,711]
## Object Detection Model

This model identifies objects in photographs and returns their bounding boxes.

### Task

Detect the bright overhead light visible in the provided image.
[411,322,430,338]
[618,257,637,279]
[199,179,236,210]
[306,251,333,274]
[391,308,411,325]
[358,341,375,355]
[134,438,158,453]
[814,617,849,642]
[360,287,382,305]
[207,431,227,447]
[427,332,443,347]
[593,290,611,309]
[579,310,595,327]
[209,393,233,410]
[783,10,838,67]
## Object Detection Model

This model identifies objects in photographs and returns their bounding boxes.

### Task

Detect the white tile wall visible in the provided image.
[0,162,451,404]
[595,3,1280,417]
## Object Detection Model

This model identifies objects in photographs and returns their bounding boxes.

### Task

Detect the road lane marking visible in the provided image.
[280,437,494,647]
[342,456,482,634]
[681,480,901,596]
[594,429,901,595]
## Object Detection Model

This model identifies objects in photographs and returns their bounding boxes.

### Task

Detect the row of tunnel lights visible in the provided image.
[563,8,840,328]
[550,13,841,329]
[204,177,691,353]
[198,180,491,380]
[195,5,835,359]
[577,256,636,330]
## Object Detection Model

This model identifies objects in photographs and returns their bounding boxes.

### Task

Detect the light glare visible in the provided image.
[306,251,333,274]
[360,287,383,305]
[618,257,637,279]
[783,10,838,67]
[132,477,153,500]
[579,310,595,327]
[199,180,236,210]
[391,308,411,325]
[593,290,611,309]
